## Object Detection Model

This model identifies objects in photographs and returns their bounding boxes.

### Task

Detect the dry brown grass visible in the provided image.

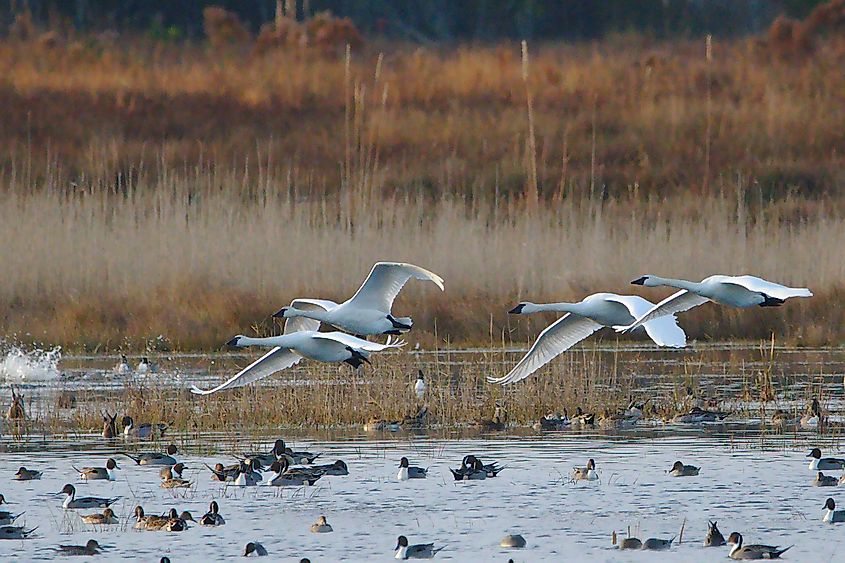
[0,28,843,350]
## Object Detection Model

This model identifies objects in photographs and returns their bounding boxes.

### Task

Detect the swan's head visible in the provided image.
[225,335,246,347]
[631,275,659,286]
[271,307,290,319]
[509,302,536,314]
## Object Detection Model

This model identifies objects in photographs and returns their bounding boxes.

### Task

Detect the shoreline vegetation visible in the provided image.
[1,5,844,352]
[3,342,841,435]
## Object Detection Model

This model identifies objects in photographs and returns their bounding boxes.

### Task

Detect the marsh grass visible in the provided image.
[0,31,843,350]
[12,343,839,434]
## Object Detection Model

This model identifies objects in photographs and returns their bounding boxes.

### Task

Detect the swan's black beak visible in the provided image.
[225,336,241,347]
[631,276,647,285]
[508,304,525,314]
[272,307,288,319]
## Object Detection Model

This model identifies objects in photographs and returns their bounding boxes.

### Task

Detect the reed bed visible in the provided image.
[8,342,838,436]
[1,29,843,349]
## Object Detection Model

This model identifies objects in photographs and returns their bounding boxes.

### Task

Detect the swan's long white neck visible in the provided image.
[287,307,331,322]
[524,302,581,314]
[235,335,296,348]
[646,276,701,292]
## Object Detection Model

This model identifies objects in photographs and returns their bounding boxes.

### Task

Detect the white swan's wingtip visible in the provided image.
[189,385,209,395]
[612,325,630,333]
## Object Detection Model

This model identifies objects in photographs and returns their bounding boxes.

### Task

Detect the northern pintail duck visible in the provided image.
[823,498,845,523]
[267,460,321,487]
[310,515,333,533]
[807,448,845,471]
[398,457,427,480]
[669,461,700,477]
[0,525,37,539]
[74,458,119,481]
[120,444,179,466]
[727,532,792,560]
[618,537,642,549]
[572,458,598,481]
[598,409,639,430]
[6,389,25,420]
[395,535,444,559]
[114,354,131,375]
[234,459,263,486]
[704,520,726,547]
[200,501,225,526]
[136,357,158,375]
[450,455,503,480]
[474,406,506,432]
[163,509,195,532]
[414,370,426,400]
[207,462,239,482]
[814,471,839,487]
[160,465,192,489]
[13,466,42,480]
[160,462,186,480]
[500,534,526,548]
[59,484,119,510]
[240,439,288,467]
[244,541,268,556]
[642,537,674,550]
[533,411,570,431]
[308,460,349,476]
[81,508,118,525]
[801,398,822,429]
[0,495,23,526]
[570,407,596,427]
[770,409,799,428]
[281,442,322,465]
[122,416,169,439]
[56,539,103,556]
[364,418,402,432]
[134,506,169,530]
[102,412,117,439]
[673,406,729,423]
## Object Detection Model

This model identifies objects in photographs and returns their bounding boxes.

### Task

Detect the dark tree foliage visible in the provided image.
[0,0,823,40]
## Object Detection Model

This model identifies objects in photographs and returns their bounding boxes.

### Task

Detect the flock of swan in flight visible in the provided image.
[190,262,812,395]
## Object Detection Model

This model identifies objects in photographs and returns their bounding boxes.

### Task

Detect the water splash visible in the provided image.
[0,342,62,383]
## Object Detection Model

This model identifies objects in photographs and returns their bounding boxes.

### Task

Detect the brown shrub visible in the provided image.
[203,6,251,48]
[307,11,364,52]
[9,8,35,41]
[252,17,306,56]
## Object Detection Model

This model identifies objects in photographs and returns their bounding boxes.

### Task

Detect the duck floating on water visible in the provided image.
[807,448,845,471]
[310,515,333,533]
[398,457,427,480]
[704,520,725,547]
[394,535,444,559]
[200,501,225,526]
[572,459,598,481]
[73,458,119,481]
[726,532,792,560]
[58,484,119,510]
[55,539,103,556]
[244,541,268,556]
[120,444,179,466]
[669,461,700,477]
[823,498,845,523]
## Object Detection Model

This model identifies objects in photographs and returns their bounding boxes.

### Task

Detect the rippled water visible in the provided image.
[0,430,842,561]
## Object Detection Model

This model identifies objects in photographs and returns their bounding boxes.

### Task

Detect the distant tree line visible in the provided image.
[0,0,831,41]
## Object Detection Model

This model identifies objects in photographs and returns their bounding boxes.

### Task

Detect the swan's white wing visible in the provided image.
[190,347,302,395]
[487,314,602,385]
[284,299,339,334]
[614,290,710,333]
[312,332,405,352]
[602,294,687,347]
[725,276,813,299]
[345,262,445,312]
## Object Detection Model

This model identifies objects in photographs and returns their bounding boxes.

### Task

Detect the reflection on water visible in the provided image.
[0,431,840,561]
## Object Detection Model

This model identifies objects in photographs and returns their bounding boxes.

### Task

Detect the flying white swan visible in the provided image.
[272,262,444,336]
[190,327,404,395]
[614,274,813,334]
[487,292,686,385]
